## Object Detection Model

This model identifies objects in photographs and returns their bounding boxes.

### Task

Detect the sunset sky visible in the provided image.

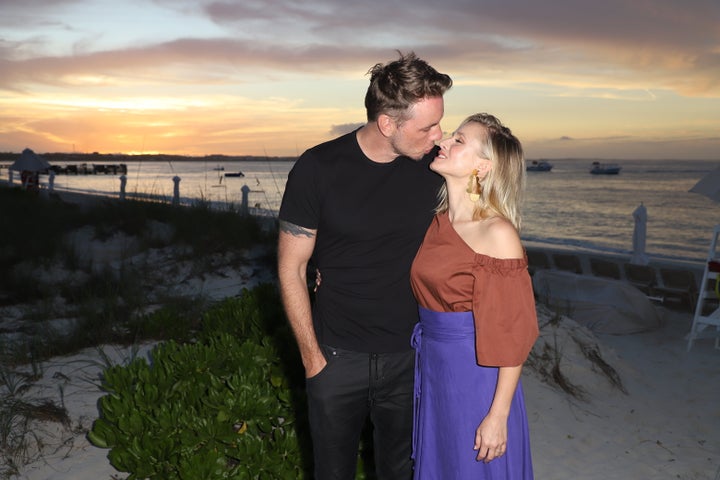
[1,0,719,159]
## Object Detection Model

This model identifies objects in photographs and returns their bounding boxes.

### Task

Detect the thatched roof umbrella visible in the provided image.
[10,148,50,172]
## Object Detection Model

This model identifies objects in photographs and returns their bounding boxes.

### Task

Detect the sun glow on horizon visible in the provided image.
[0,1,718,159]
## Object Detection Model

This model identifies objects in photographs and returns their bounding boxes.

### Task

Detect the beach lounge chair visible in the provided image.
[589,257,622,280]
[657,267,698,310]
[552,253,583,274]
[526,249,551,276]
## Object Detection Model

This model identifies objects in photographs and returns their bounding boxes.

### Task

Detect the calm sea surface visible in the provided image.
[10,157,720,263]
[522,159,719,264]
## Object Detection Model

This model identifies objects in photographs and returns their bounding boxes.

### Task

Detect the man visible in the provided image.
[277,52,452,480]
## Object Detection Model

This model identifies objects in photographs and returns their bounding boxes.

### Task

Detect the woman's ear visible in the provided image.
[476,158,493,176]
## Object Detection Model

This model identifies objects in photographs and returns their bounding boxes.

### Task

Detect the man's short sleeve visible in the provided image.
[278,152,321,229]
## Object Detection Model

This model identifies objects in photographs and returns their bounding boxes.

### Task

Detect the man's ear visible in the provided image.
[377,114,396,138]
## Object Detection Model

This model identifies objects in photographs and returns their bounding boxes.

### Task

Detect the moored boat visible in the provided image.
[590,161,621,175]
[527,160,553,172]
[224,171,245,178]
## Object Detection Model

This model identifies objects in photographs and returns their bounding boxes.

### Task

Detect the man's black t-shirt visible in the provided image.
[279,130,443,353]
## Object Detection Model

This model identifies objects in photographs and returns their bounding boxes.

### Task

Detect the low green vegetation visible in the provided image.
[88,288,311,479]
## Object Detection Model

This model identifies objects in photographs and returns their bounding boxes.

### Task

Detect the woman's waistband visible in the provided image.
[416,306,475,340]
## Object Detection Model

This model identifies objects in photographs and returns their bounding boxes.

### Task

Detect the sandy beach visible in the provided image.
[526,306,719,479]
[2,190,719,479]
[9,293,720,479]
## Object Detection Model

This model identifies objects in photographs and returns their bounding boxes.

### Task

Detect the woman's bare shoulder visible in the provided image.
[482,217,523,259]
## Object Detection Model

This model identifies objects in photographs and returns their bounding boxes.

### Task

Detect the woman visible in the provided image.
[410,113,539,479]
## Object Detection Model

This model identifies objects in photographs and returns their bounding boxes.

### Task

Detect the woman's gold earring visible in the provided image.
[467,169,481,202]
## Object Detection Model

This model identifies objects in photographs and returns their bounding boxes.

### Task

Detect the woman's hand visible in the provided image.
[474,364,522,462]
[473,413,508,463]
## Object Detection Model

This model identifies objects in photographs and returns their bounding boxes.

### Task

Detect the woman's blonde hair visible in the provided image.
[436,113,526,231]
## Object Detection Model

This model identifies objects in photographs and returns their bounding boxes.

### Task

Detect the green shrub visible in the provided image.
[88,332,305,479]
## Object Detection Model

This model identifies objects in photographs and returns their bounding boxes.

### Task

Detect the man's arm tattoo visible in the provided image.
[279,220,316,238]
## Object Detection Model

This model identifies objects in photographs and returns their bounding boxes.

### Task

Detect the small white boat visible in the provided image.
[527,160,553,172]
[590,161,621,175]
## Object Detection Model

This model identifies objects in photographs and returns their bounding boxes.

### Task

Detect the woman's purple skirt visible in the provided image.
[411,307,534,479]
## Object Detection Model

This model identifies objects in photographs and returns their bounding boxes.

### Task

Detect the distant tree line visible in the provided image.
[0,152,297,163]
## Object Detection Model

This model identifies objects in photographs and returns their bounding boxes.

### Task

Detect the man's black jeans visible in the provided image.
[306,345,415,480]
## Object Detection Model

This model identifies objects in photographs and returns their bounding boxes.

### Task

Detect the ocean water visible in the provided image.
[27,158,290,214]
[522,159,719,263]
[8,157,719,263]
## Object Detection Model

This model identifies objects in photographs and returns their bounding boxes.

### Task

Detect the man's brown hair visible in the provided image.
[364,51,452,123]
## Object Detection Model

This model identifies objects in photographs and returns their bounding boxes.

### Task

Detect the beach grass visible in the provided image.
[0,186,282,478]
[0,186,275,361]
